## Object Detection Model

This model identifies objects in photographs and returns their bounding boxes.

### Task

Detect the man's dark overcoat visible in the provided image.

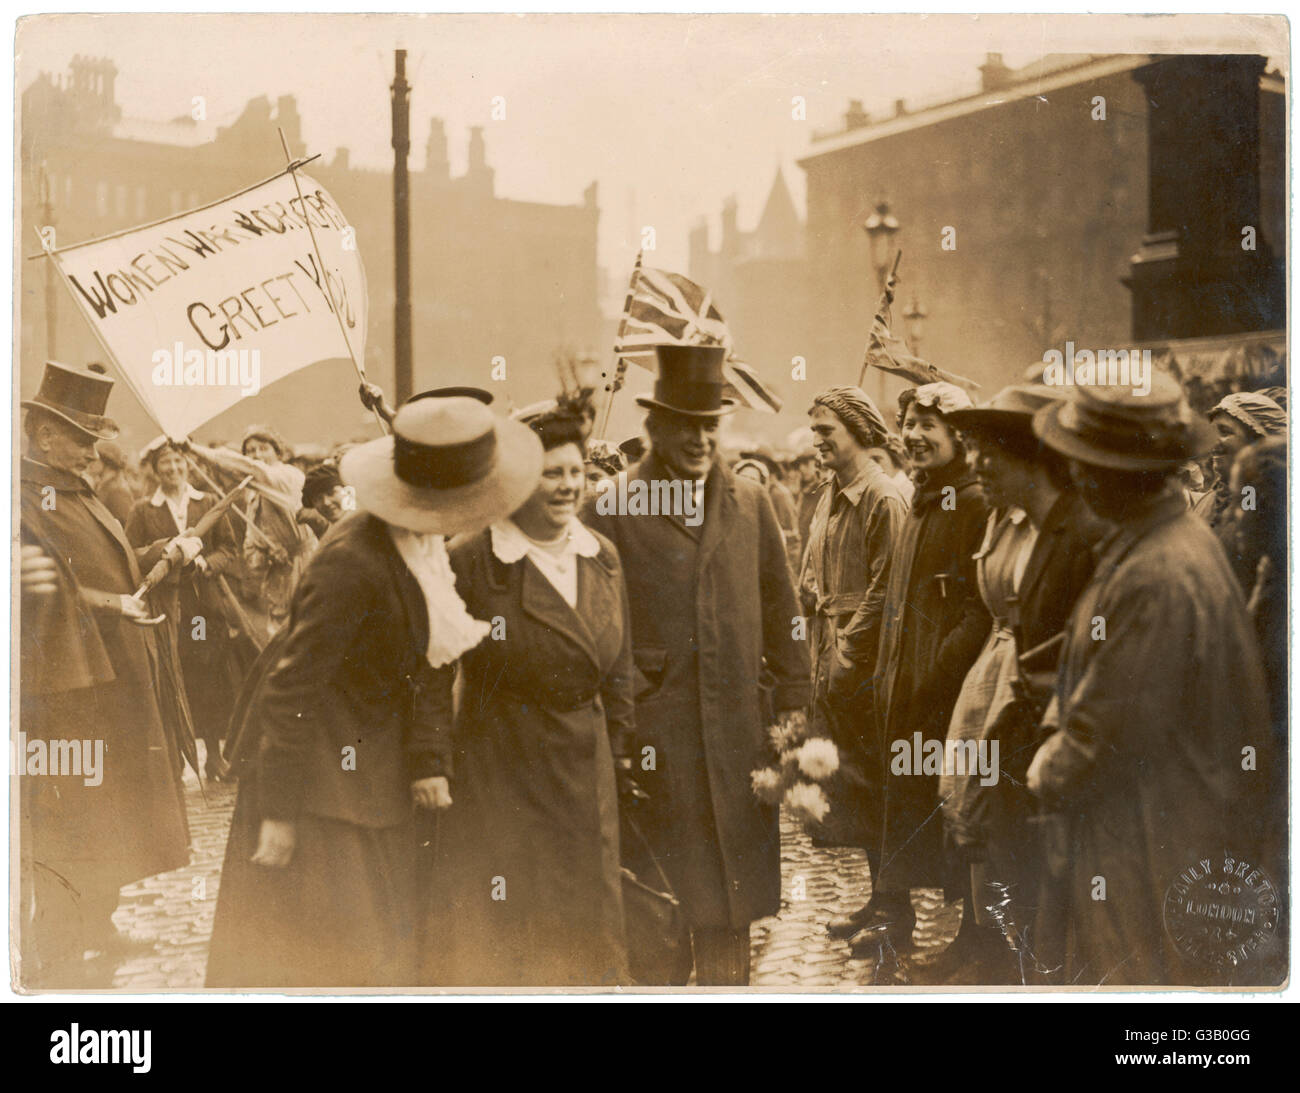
[583,454,810,929]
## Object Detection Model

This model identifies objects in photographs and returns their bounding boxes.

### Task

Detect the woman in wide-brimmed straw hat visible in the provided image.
[911,385,1107,985]
[207,397,542,988]
[423,398,635,986]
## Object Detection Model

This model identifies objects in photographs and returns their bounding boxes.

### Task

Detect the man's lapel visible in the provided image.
[696,460,736,570]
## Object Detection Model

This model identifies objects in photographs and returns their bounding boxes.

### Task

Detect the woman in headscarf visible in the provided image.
[206,397,542,988]
[424,404,636,987]
[861,382,990,963]
[1194,392,1286,582]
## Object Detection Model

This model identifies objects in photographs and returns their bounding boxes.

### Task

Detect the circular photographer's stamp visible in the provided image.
[1163,854,1281,969]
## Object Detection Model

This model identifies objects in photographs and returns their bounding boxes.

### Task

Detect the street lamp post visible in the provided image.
[904,295,929,359]
[863,198,900,405]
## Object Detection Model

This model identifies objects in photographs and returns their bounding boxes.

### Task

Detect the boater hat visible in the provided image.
[636,344,738,418]
[947,384,1066,441]
[21,360,120,440]
[341,396,542,536]
[1032,371,1215,472]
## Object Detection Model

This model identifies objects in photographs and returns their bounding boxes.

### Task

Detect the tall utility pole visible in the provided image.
[391,49,413,405]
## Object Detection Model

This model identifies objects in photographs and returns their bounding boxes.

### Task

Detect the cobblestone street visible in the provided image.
[109,755,959,991]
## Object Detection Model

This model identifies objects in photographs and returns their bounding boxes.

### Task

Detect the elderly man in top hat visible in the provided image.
[19,361,192,987]
[799,386,908,941]
[1027,374,1276,986]
[582,344,810,985]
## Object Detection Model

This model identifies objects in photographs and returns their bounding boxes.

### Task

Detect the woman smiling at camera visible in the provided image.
[424,402,636,987]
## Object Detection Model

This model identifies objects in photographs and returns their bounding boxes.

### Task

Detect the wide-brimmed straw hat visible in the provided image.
[1033,371,1215,472]
[341,397,542,536]
[947,384,1066,442]
[21,360,120,440]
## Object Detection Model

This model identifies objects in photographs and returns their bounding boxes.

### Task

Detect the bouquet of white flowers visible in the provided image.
[750,709,841,828]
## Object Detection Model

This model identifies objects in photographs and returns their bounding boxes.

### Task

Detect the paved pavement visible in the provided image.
[108,750,960,991]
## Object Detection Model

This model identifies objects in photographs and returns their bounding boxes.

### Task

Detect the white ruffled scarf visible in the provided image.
[386,525,490,668]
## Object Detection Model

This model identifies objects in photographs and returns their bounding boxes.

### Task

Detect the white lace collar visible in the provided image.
[490,517,600,564]
[150,484,205,506]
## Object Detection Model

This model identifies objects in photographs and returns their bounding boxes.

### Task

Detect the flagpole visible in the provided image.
[596,250,643,440]
[277,128,390,435]
[858,248,903,389]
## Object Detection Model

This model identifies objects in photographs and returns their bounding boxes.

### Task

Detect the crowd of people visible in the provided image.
[17,345,1289,989]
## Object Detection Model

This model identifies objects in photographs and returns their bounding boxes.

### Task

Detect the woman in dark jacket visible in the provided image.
[858,382,990,958]
[125,441,242,781]
[424,407,635,987]
[206,398,541,988]
[929,386,1105,984]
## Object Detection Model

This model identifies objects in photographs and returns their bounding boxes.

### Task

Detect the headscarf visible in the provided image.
[810,385,891,449]
[1210,392,1287,439]
[732,458,770,484]
[912,382,973,416]
[242,424,292,460]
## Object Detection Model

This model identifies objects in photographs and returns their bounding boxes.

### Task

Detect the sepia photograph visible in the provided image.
[9,9,1291,1003]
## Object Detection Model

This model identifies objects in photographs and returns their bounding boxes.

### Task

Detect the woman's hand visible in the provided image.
[412,776,453,811]
[251,818,297,867]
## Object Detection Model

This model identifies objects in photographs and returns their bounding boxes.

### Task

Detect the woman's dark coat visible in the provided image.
[425,526,634,987]
[873,459,990,893]
[206,511,454,988]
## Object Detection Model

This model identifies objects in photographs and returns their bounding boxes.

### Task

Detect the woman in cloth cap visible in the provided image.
[1194,391,1287,584]
[125,440,243,782]
[185,424,315,641]
[206,398,542,988]
[919,385,1104,984]
[424,401,635,986]
[861,382,991,963]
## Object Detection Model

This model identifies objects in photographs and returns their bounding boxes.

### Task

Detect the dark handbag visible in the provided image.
[620,815,692,986]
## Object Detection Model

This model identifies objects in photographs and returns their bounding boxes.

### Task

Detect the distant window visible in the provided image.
[64,176,72,206]
[170,191,182,213]
[136,187,146,219]
[115,184,127,217]
[187,191,199,210]
[96,182,109,217]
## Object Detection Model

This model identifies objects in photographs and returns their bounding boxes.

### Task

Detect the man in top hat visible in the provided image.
[582,344,810,985]
[1027,373,1276,986]
[19,361,192,987]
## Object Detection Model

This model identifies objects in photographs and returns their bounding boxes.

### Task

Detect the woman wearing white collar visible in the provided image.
[425,406,635,987]
[125,440,241,782]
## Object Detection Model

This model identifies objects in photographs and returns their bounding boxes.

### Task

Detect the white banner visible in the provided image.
[49,170,367,439]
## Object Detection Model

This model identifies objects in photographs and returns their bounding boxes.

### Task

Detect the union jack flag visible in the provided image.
[615,264,782,413]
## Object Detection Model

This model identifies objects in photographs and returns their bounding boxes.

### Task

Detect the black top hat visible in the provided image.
[636,345,737,418]
[21,360,120,440]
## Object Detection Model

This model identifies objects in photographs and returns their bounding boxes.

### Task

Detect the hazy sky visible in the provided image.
[17,13,1283,308]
